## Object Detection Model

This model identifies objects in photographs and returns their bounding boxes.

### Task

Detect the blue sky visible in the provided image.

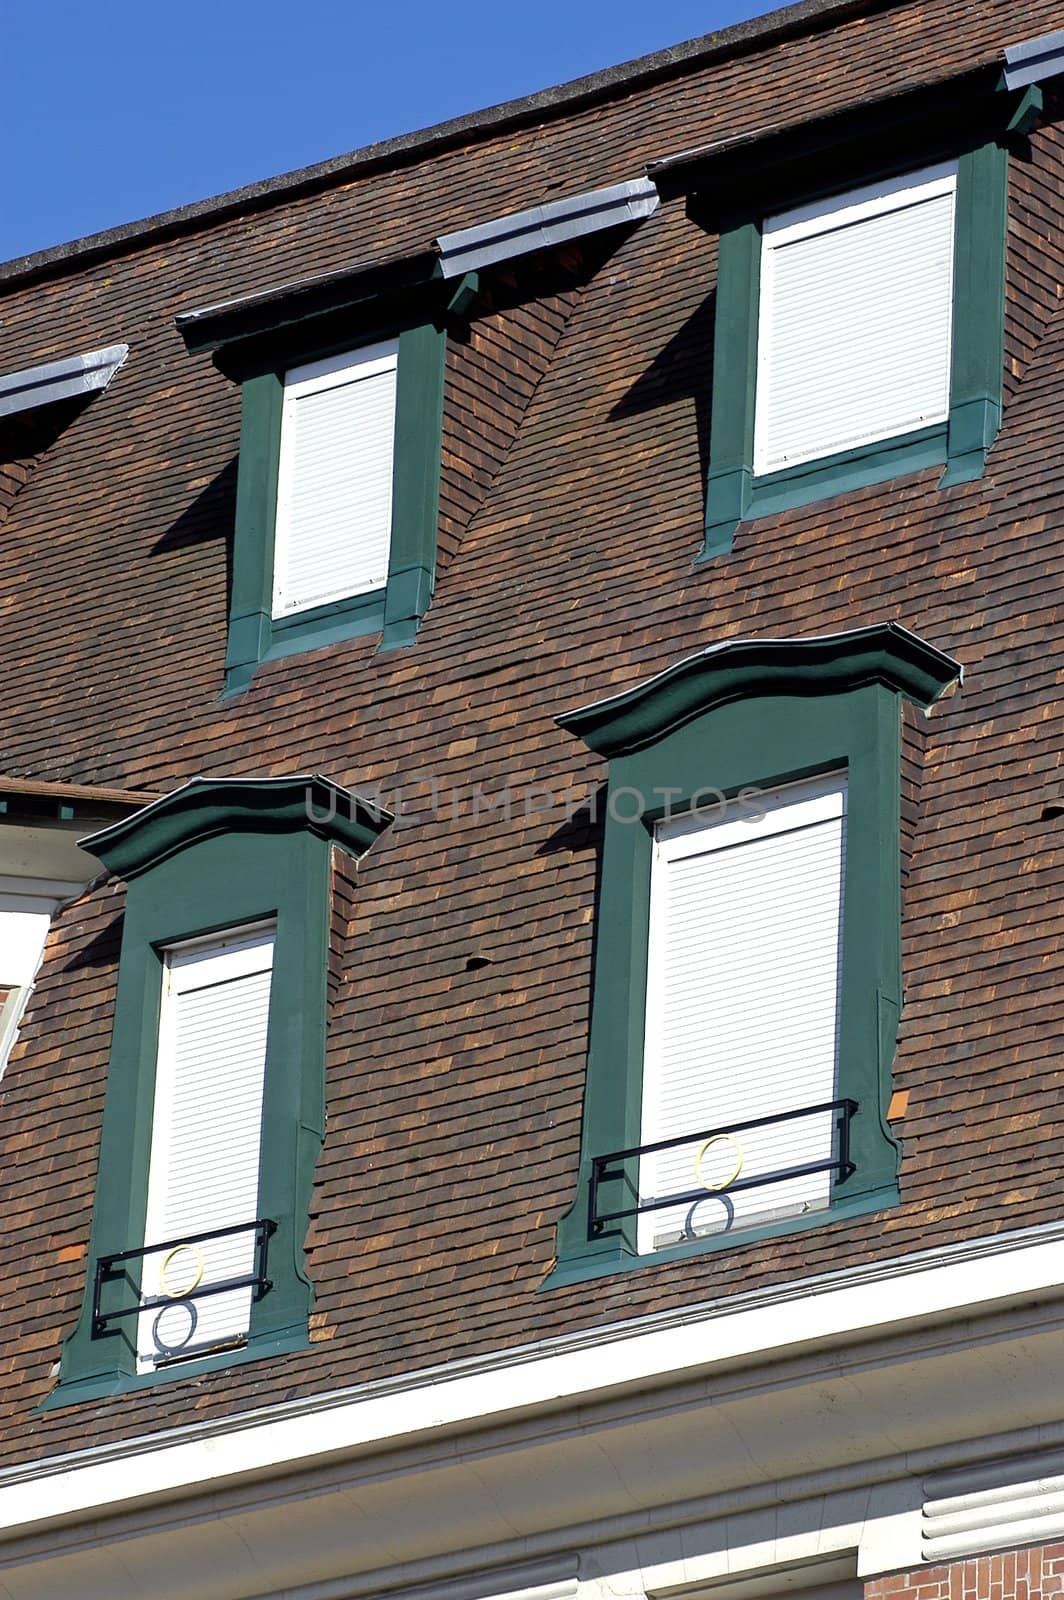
[3,0,772,264]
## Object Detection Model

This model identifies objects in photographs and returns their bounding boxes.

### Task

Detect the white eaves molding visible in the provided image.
[6,1218,1064,1542]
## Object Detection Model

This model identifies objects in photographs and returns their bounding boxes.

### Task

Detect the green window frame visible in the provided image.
[225,319,447,693]
[47,776,389,1408]
[545,624,960,1289]
[702,137,1008,559]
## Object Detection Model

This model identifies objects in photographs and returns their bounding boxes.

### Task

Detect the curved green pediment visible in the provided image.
[80,774,393,882]
[557,623,962,759]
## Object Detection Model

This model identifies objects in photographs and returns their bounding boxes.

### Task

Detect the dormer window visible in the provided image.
[218,322,447,693]
[173,177,665,693]
[545,625,961,1288]
[699,137,1009,557]
[48,776,392,1406]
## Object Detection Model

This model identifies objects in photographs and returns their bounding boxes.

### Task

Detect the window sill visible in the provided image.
[39,1323,311,1411]
[541,1181,899,1291]
[223,589,387,695]
[702,424,948,560]
[268,589,387,657]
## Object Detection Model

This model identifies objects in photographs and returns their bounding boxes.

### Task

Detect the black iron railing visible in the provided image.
[91,1217,276,1340]
[589,1098,858,1238]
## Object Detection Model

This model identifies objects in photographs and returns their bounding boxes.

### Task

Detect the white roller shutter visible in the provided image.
[272,340,398,618]
[638,774,846,1254]
[753,164,957,475]
[137,925,274,1368]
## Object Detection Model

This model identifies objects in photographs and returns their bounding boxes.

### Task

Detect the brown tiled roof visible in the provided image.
[0,0,1063,1464]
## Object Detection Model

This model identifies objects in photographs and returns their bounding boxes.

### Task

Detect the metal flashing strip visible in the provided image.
[435,177,659,278]
[1004,30,1064,90]
[0,775,157,809]
[0,344,129,420]
[174,265,384,332]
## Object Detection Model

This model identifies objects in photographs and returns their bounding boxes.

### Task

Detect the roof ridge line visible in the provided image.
[0,0,891,291]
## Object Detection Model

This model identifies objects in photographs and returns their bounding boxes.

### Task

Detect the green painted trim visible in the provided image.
[543,1183,898,1290]
[940,140,1007,487]
[80,775,391,880]
[558,623,961,758]
[549,629,960,1283]
[1006,83,1043,137]
[225,371,283,685]
[381,321,447,652]
[224,320,448,692]
[180,251,441,358]
[261,589,387,670]
[39,1324,310,1411]
[445,271,480,318]
[701,140,1008,556]
[49,783,390,1406]
[740,425,947,524]
[703,222,760,558]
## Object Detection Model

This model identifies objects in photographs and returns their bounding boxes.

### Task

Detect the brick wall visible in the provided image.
[867,1546,1064,1600]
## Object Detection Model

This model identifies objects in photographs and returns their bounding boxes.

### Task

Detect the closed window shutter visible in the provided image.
[138,926,274,1367]
[638,775,846,1253]
[272,340,398,618]
[754,165,957,475]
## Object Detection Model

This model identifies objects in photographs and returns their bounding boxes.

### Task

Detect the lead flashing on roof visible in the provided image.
[435,176,659,278]
[0,345,129,421]
[558,624,962,759]
[1004,30,1064,90]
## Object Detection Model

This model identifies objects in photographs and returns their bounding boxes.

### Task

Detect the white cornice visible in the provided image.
[9,1218,1064,1535]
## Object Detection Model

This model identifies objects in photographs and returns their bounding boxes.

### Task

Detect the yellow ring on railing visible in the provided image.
[693,1133,744,1192]
[159,1243,206,1299]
